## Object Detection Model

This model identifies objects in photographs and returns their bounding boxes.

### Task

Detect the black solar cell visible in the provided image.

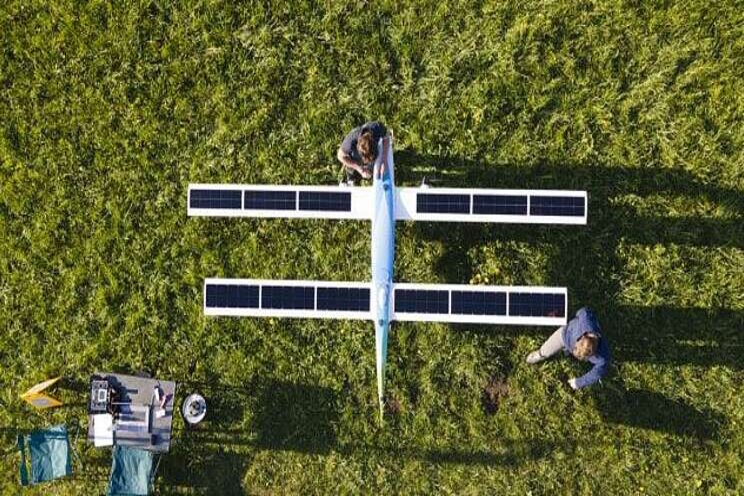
[299,191,351,211]
[316,287,370,312]
[472,195,528,215]
[190,189,242,209]
[205,284,259,308]
[394,289,449,314]
[261,285,315,310]
[244,190,296,210]
[529,196,585,217]
[508,292,565,317]
[416,194,470,214]
[451,291,507,315]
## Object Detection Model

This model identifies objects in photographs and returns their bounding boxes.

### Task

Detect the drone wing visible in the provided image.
[395,188,587,225]
[203,278,372,320]
[391,283,567,326]
[188,184,374,220]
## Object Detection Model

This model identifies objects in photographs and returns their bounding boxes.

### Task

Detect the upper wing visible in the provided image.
[392,283,567,326]
[204,278,372,320]
[395,188,587,224]
[188,184,374,220]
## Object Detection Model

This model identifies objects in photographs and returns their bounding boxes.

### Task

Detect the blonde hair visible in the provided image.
[574,333,599,360]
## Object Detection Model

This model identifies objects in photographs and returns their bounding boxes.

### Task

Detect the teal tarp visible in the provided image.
[108,446,155,496]
[17,424,72,486]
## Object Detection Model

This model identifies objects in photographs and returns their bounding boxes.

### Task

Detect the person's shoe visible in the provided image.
[526,350,546,364]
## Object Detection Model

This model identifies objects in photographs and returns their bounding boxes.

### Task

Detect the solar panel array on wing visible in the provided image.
[205,284,259,308]
[472,195,528,215]
[190,189,242,209]
[298,191,351,212]
[509,292,565,317]
[395,289,449,314]
[530,196,585,217]
[244,190,296,210]
[316,287,370,311]
[416,194,470,214]
[261,286,315,310]
[451,291,507,315]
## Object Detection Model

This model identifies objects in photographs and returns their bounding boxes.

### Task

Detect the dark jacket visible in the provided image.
[340,121,387,166]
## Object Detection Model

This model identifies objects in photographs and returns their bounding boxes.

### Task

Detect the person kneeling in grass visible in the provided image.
[337,121,391,184]
[526,307,611,390]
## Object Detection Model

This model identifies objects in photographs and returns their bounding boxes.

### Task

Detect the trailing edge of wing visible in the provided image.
[204,278,372,319]
[395,188,587,225]
[391,283,567,326]
[188,184,374,219]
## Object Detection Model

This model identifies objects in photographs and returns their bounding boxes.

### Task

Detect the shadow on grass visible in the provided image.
[345,438,559,467]
[594,385,724,440]
[159,378,337,494]
[161,377,558,472]
[395,150,744,369]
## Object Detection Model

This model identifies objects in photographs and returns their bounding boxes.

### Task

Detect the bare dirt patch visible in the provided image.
[482,376,510,415]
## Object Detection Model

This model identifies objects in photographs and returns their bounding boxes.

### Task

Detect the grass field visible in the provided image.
[1,1,743,494]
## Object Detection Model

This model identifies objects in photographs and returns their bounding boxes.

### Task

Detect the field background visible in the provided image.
[1,1,742,494]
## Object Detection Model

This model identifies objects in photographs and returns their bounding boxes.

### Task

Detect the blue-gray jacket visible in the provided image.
[562,307,611,388]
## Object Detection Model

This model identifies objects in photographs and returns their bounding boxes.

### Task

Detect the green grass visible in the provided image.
[1,0,743,494]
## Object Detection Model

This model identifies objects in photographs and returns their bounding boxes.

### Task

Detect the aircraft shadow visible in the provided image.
[394,150,743,370]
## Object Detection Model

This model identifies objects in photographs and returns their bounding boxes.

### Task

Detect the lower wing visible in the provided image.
[203,279,566,326]
[392,282,567,326]
[204,278,372,319]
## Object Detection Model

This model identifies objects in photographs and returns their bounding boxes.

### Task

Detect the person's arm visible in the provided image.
[377,133,392,178]
[337,147,370,178]
[570,358,608,389]
[569,340,611,389]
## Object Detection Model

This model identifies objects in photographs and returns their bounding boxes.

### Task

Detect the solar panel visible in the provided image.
[416,194,470,214]
[190,189,242,209]
[298,191,351,212]
[451,291,507,315]
[472,195,528,215]
[316,287,370,312]
[244,190,296,210]
[205,284,259,308]
[508,292,565,317]
[261,285,315,310]
[394,289,449,314]
[530,196,585,217]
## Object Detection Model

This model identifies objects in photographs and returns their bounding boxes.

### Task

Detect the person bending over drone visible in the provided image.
[526,307,611,389]
[337,121,391,184]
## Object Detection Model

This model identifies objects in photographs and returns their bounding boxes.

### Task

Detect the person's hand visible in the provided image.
[377,161,386,178]
[568,378,578,390]
[361,168,371,179]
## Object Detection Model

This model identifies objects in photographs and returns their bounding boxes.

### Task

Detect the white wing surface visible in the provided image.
[395,188,587,225]
[204,278,372,320]
[188,184,374,220]
[391,283,567,326]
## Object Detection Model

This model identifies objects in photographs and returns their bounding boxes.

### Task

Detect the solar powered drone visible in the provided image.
[187,143,587,421]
